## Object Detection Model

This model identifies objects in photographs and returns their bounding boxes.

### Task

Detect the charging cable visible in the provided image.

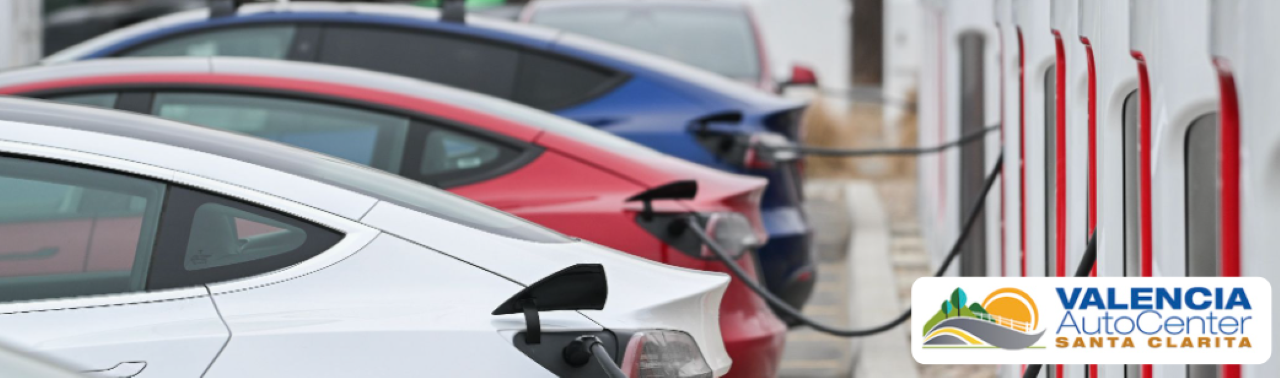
[562,335,627,378]
[1022,232,1098,378]
[688,153,1002,336]
[772,124,998,157]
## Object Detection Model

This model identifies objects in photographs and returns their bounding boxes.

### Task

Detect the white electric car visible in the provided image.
[0,97,730,377]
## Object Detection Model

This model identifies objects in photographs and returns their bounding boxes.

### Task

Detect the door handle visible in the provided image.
[83,361,146,377]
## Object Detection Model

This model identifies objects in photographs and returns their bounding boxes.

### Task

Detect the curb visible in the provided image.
[844,181,919,378]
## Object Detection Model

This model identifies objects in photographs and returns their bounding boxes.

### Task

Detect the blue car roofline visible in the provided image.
[84,12,558,59]
[85,10,804,115]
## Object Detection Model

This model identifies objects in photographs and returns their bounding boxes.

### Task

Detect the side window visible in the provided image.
[0,156,165,303]
[44,92,119,109]
[514,53,620,110]
[148,187,342,290]
[151,92,411,173]
[415,125,520,184]
[318,26,520,99]
[120,25,297,59]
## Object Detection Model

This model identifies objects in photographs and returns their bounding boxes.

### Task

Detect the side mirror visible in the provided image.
[493,264,608,345]
[779,64,819,92]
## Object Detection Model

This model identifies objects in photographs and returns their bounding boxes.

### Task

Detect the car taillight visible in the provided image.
[693,130,798,170]
[743,132,798,169]
[699,212,762,260]
[619,330,713,378]
[634,212,763,261]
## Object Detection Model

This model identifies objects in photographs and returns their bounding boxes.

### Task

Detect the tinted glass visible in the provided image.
[152,92,410,173]
[1044,66,1056,277]
[1122,91,1139,277]
[123,25,297,58]
[318,26,519,99]
[1,91,571,243]
[420,127,515,176]
[435,87,670,160]
[0,156,165,303]
[46,92,118,109]
[1185,113,1220,278]
[184,203,308,271]
[531,5,760,80]
[515,53,616,110]
[149,186,343,289]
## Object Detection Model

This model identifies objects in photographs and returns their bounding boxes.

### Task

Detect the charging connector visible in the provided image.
[562,336,626,378]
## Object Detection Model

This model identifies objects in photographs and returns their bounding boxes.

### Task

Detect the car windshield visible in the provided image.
[531,5,761,81]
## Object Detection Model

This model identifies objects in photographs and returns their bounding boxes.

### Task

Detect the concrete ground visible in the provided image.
[777,178,997,378]
[777,180,856,378]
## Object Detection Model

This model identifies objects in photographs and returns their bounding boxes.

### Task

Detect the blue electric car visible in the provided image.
[46,1,816,313]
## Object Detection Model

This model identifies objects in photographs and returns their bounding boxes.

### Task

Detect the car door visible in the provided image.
[0,151,226,377]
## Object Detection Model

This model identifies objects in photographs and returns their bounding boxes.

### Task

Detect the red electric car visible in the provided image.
[0,57,786,377]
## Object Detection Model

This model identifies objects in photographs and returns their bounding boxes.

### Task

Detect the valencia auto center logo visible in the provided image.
[911,277,1272,365]
[922,287,1044,349]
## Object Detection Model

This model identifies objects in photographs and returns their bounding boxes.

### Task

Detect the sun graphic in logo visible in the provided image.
[981,288,1039,331]
[922,287,1044,349]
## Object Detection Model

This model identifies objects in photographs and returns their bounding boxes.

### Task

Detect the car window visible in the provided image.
[420,127,517,177]
[121,25,297,58]
[318,26,520,99]
[0,156,165,303]
[45,93,118,109]
[152,92,411,173]
[6,91,572,243]
[427,88,670,160]
[530,5,760,80]
[514,53,619,110]
[147,186,343,290]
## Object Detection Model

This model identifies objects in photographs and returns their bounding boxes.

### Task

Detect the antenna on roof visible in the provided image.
[441,0,466,23]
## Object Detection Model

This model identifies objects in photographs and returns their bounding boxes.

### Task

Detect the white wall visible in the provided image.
[744,0,852,112]
[0,0,42,70]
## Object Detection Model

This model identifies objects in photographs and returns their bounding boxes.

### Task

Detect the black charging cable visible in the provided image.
[772,124,998,157]
[685,153,1002,336]
[562,335,627,378]
[784,86,919,110]
[1023,232,1099,378]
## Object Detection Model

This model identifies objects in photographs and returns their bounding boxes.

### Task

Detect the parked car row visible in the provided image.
[45,0,819,320]
[2,1,819,377]
[915,0,1280,378]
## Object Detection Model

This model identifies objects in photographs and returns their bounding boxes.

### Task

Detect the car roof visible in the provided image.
[44,1,801,112]
[0,95,569,242]
[3,56,765,204]
[526,0,748,11]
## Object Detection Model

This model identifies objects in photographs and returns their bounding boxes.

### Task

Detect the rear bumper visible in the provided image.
[757,205,817,313]
[709,254,788,378]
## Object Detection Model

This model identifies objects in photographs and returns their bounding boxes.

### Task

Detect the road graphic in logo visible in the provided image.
[922,287,1045,349]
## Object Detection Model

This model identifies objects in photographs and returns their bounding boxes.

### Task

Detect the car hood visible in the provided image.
[360,201,733,376]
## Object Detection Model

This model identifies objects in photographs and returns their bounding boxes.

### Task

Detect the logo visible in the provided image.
[922,287,1044,349]
[911,277,1272,365]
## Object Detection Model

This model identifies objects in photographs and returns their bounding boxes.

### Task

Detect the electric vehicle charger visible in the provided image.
[771,124,998,157]
[1020,234,1098,378]
[687,153,1100,342]
[688,154,1002,337]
